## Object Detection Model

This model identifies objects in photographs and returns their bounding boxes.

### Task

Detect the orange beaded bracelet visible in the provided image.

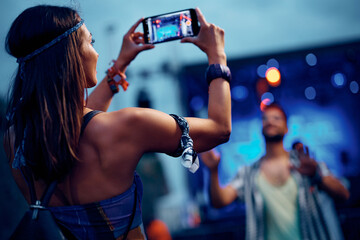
[106,63,129,93]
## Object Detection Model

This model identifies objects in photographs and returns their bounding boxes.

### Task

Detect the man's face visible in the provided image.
[262,107,288,142]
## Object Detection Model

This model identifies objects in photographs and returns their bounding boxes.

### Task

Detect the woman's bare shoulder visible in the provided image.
[88,107,146,131]
[98,107,171,129]
[80,108,148,144]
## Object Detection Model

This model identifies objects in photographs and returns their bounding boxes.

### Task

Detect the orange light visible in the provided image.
[265,67,281,87]
[183,15,192,21]
[260,98,271,111]
[186,20,191,26]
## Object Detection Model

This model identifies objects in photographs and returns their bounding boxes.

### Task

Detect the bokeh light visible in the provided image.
[260,98,272,111]
[265,67,281,87]
[304,86,316,100]
[256,78,269,97]
[232,85,249,101]
[257,64,268,78]
[331,72,346,88]
[305,53,317,66]
[267,58,279,68]
[350,81,359,94]
[190,96,204,111]
[261,92,274,103]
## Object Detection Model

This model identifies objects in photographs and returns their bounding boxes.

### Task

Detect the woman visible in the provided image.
[4,5,231,239]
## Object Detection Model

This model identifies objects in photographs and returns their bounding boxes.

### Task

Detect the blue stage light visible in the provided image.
[305,86,316,100]
[306,53,317,66]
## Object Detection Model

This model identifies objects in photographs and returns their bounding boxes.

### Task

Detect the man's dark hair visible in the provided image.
[263,102,288,123]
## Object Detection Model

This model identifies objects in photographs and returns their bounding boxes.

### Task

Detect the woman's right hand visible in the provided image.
[181,8,226,65]
[114,18,155,73]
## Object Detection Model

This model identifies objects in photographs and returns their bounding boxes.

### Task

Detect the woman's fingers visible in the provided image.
[126,18,144,35]
[195,7,207,26]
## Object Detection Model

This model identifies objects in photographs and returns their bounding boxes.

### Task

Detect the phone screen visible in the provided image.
[143,9,199,44]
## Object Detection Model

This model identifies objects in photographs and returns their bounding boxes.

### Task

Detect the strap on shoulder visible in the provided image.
[81,110,102,136]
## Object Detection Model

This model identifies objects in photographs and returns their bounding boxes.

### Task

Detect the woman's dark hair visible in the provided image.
[5,5,86,182]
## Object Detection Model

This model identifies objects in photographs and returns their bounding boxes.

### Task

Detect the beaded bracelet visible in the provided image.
[106,63,129,94]
[107,77,119,94]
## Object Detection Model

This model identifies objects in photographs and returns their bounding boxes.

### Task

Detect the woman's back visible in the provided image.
[61,109,146,205]
[9,108,145,206]
[8,109,148,239]
[5,5,232,239]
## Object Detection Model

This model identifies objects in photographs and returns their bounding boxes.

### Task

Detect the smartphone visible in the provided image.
[142,8,200,44]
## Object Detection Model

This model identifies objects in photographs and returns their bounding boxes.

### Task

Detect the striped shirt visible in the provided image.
[229,150,332,240]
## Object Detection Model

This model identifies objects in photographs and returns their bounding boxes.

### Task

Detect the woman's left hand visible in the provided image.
[115,18,154,73]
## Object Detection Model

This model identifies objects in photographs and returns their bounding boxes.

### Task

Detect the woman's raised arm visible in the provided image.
[115,8,231,155]
[181,8,231,152]
[86,18,154,111]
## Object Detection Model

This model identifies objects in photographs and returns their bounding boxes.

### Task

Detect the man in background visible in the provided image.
[201,103,349,240]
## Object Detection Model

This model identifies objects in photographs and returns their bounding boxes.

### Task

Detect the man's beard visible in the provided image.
[262,132,284,143]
